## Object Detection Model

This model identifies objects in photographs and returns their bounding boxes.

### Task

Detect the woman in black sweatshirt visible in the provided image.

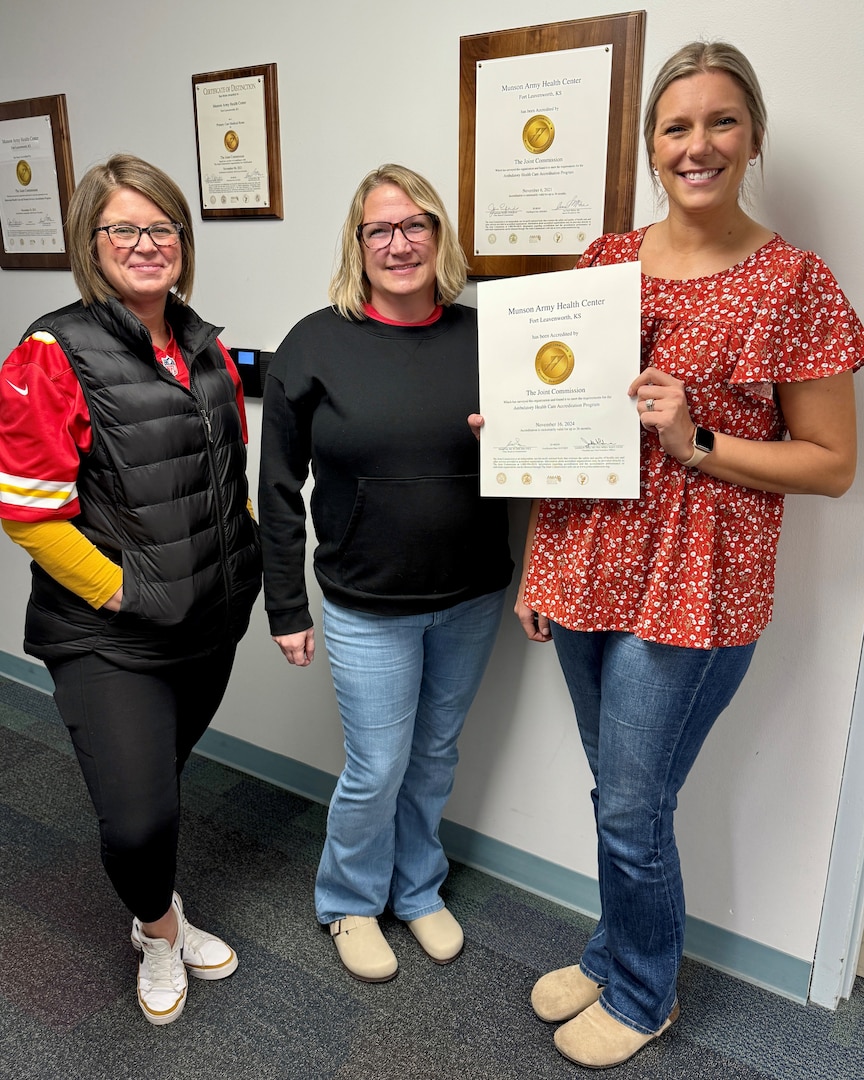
[259,164,512,983]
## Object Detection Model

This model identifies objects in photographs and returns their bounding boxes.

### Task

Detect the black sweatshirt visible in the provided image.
[259,305,513,635]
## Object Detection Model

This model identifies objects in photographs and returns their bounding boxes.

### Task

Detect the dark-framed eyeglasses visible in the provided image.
[356,213,438,251]
[93,223,183,249]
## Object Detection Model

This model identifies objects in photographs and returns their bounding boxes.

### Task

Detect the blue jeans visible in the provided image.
[316,590,506,924]
[551,627,756,1034]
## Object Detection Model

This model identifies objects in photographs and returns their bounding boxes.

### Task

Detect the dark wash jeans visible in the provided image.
[550,626,756,1033]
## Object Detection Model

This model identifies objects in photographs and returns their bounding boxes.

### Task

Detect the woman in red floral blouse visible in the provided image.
[514,42,862,1069]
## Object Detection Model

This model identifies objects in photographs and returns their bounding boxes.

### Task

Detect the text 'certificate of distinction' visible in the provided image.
[478,262,641,498]
[474,46,612,256]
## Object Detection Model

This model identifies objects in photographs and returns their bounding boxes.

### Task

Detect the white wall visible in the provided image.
[2,0,862,971]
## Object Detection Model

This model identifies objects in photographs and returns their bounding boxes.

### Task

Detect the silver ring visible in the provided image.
[645,398,655,412]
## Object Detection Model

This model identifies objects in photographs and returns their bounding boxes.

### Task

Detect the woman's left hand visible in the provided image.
[629,366,695,462]
[102,586,123,612]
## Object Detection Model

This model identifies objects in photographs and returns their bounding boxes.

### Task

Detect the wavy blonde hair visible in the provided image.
[67,154,195,306]
[328,164,467,321]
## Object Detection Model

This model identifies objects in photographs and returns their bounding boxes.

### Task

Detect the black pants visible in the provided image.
[47,644,236,923]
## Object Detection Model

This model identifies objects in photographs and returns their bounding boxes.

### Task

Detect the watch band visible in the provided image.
[681,445,709,468]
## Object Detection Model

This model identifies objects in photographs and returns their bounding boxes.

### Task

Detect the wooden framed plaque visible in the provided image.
[192,63,283,219]
[459,11,645,278]
[0,94,75,270]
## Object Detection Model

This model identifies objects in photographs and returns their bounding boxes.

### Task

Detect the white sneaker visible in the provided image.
[172,893,238,981]
[132,894,238,984]
[133,920,187,1026]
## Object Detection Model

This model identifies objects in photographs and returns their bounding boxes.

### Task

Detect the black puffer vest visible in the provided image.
[22,297,261,669]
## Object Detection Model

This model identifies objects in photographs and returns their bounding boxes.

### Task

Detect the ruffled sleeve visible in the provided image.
[577,229,645,269]
[732,248,864,386]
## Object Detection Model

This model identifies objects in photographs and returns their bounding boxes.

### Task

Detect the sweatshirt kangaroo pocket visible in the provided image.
[334,475,484,599]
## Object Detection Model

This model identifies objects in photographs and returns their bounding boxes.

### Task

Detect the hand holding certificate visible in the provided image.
[477,261,641,498]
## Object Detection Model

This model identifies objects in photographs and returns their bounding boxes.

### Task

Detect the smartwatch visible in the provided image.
[681,426,715,468]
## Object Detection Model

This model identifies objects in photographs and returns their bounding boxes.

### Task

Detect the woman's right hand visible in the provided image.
[515,594,552,642]
[467,413,484,442]
[515,499,552,642]
[273,628,315,666]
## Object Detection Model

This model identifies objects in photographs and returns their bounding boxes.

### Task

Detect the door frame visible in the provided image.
[810,635,864,1006]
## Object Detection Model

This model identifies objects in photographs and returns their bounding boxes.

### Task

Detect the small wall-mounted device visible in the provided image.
[228,348,274,398]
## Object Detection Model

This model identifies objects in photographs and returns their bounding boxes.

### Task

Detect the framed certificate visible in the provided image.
[192,63,283,219]
[0,94,75,271]
[459,12,645,278]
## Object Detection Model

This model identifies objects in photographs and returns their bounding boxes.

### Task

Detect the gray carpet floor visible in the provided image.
[1,674,862,1079]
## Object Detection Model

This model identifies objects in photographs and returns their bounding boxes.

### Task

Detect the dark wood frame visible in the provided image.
[192,63,283,220]
[0,94,75,270]
[459,11,645,278]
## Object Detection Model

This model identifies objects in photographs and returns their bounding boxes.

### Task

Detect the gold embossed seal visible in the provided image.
[535,340,574,385]
[16,160,32,186]
[522,115,555,155]
[224,130,239,152]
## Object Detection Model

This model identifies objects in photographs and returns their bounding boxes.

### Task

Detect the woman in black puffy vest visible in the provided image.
[0,155,261,1026]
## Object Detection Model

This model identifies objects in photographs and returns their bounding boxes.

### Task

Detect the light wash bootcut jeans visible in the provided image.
[550,626,756,1035]
[315,590,506,925]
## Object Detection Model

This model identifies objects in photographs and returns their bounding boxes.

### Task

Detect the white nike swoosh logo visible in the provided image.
[6,380,29,396]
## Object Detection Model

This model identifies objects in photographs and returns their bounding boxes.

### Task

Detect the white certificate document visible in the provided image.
[478,262,641,498]
[474,45,612,257]
[0,115,66,254]
[195,74,271,211]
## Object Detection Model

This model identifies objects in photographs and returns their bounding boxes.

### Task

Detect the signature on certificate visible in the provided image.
[555,197,590,213]
[581,437,620,450]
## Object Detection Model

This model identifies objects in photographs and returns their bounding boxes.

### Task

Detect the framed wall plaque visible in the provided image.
[459,12,645,278]
[192,63,283,219]
[0,94,75,270]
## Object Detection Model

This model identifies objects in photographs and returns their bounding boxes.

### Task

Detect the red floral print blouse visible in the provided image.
[524,230,864,648]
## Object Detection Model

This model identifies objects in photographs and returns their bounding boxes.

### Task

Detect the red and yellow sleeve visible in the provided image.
[0,333,91,522]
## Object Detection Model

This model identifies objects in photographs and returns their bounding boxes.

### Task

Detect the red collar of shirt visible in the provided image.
[363,302,443,327]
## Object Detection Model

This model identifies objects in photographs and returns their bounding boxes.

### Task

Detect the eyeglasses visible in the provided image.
[356,213,438,251]
[93,223,183,248]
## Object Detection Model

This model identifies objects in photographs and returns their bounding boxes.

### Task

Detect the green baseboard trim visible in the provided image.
[198,726,338,807]
[0,651,54,694]
[1,649,813,1003]
[438,817,602,917]
[683,916,810,1003]
[437,817,809,1003]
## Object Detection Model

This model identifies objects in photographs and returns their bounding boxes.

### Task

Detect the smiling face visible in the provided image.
[651,70,760,220]
[360,183,438,321]
[95,187,182,317]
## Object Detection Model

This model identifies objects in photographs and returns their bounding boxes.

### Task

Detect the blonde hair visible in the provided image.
[67,154,195,306]
[328,164,467,321]
[644,42,767,177]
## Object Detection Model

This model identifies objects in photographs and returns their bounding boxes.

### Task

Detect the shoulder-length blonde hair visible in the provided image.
[328,164,467,321]
[67,154,195,306]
